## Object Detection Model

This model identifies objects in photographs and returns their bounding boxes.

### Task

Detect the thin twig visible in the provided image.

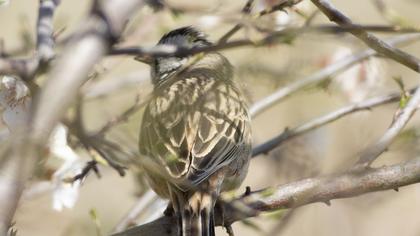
[113,190,159,233]
[64,116,128,178]
[95,94,151,135]
[252,87,417,157]
[82,70,149,99]
[311,0,420,72]
[110,25,420,59]
[217,0,254,44]
[257,0,303,17]
[355,86,420,167]
[0,0,59,79]
[249,33,420,117]
[0,57,39,79]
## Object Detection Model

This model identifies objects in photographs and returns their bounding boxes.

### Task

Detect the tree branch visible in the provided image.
[113,157,420,236]
[30,0,145,143]
[0,0,61,233]
[0,0,59,79]
[36,0,59,62]
[112,190,160,233]
[0,0,146,234]
[110,25,420,59]
[0,57,39,79]
[310,0,420,72]
[355,86,420,167]
[218,0,303,43]
[249,33,420,117]
[252,86,417,157]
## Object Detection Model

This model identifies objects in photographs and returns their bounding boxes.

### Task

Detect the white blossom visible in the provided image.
[49,124,82,211]
[328,47,385,103]
[0,76,82,211]
[197,15,222,29]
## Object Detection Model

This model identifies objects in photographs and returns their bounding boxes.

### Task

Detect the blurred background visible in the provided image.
[2,0,420,235]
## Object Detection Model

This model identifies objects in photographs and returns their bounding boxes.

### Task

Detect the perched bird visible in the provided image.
[138,27,252,236]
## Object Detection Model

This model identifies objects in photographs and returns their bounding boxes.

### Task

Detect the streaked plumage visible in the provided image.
[138,27,251,236]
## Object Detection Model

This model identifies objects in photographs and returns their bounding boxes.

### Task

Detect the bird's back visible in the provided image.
[139,53,251,192]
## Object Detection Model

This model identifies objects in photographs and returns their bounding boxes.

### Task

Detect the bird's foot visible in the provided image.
[164,203,174,217]
[243,186,252,196]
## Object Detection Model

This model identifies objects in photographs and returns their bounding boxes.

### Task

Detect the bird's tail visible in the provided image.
[174,191,216,236]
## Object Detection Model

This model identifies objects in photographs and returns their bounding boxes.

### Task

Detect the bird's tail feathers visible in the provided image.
[174,191,216,236]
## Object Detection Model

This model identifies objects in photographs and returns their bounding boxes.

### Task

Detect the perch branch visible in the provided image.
[113,157,420,236]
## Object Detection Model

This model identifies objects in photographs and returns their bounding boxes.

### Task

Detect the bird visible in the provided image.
[138,26,252,236]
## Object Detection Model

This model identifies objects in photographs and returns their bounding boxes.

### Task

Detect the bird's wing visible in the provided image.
[139,75,251,190]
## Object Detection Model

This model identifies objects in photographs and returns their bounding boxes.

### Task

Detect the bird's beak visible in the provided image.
[134,55,153,65]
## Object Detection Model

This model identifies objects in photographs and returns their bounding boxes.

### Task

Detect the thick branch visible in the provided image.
[31,0,145,143]
[0,0,61,233]
[311,0,420,72]
[0,0,145,234]
[113,157,420,236]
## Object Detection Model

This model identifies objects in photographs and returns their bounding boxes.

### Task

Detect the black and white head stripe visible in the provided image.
[157,26,212,47]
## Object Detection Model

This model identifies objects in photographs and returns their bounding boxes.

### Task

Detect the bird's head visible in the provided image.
[141,27,212,85]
